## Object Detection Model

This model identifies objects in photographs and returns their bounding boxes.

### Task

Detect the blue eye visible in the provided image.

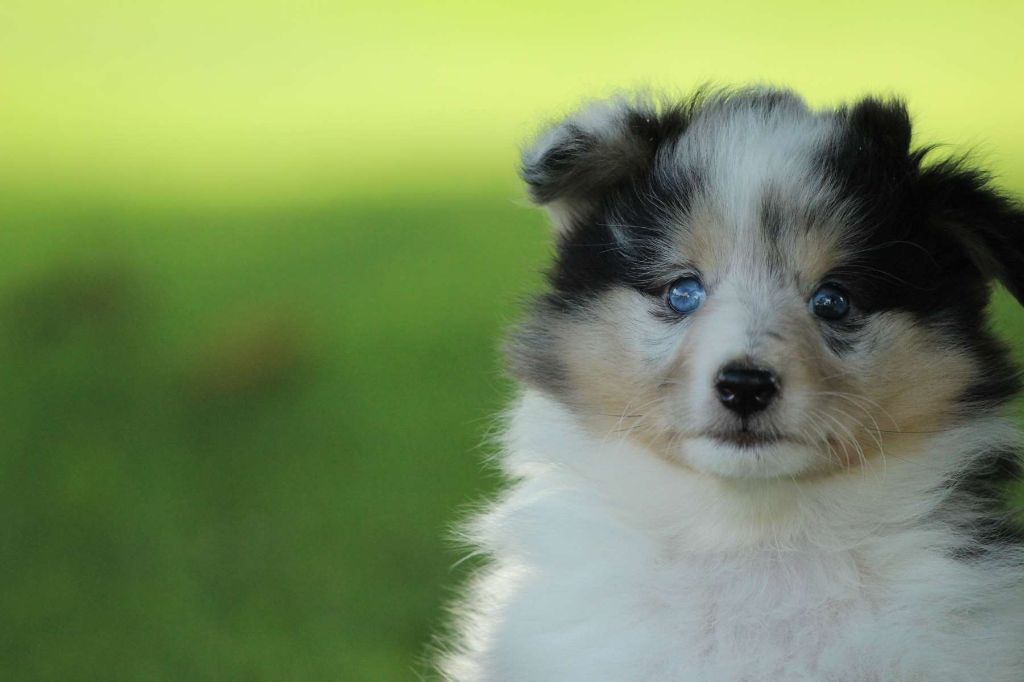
[810,284,850,320]
[667,277,706,315]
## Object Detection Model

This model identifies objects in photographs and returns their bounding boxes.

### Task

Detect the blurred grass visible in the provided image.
[0,194,550,680]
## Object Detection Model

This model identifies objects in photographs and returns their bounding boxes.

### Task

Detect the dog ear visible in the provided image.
[920,160,1024,305]
[520,96,691,232]
[847,97,913,159]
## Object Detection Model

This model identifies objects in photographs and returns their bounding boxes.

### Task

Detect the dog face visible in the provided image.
[510,90,1024,479]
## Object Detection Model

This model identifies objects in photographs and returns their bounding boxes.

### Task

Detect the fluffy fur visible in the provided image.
[436,88,1024,681]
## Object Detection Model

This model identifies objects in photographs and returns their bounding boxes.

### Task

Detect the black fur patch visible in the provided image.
[821,99,982,316]
[944,448,1024,560]
[956,330,1022,412]
[918,159,1024,306]
[545,166,705,303]
[504,293,573,398]
[758,191,788,278]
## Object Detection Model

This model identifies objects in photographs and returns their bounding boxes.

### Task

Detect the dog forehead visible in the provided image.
[661,97,850,281]
[672,93,837,195]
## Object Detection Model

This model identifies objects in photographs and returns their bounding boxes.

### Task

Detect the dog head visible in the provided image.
[509,89,1024,479]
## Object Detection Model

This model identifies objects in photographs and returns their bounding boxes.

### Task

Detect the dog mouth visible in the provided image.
[706,429,790,449]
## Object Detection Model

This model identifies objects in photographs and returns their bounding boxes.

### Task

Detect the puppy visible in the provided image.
[438,88,1024,681]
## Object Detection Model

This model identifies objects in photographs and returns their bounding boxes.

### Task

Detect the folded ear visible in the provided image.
[520,96,691,232]
[920,160,1024,305]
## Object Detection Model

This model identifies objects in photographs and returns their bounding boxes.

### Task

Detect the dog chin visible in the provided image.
[677,435,820,479]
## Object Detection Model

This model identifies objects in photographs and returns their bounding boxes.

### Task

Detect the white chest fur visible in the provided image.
[439,394,1024,682]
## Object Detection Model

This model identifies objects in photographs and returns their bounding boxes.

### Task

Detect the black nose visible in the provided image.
[715,365,779,416]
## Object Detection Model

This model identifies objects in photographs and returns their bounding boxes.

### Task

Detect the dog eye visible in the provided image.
[810,284,850,320]
[667,277,706,315]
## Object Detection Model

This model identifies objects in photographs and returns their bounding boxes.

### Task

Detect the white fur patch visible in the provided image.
[438,393,1024,681]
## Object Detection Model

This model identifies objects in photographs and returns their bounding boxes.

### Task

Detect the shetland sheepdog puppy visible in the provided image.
[438,88,1024,681]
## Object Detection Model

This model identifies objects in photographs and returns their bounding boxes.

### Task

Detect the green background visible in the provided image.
[2,1,1024,679]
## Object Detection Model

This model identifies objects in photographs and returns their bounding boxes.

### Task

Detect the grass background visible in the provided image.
[2,1,1024,679]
